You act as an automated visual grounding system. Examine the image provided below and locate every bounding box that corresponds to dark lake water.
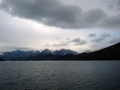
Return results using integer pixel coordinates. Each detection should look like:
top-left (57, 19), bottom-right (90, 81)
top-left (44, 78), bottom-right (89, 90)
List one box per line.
top-left (0, 61), bottom-right (120, 90)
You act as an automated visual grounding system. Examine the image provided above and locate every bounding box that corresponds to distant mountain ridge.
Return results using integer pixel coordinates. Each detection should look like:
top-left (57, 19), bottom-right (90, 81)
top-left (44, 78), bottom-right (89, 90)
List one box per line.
top-left (69, 42), bottom-right (120, 60)
top-left (0, 49), bottom-right (78, 60)
top-left (1, 42), bottom-right (119, 60)
top-left (53, 49), bottom-right (78, 55)
top-left (30, 49), bottom-right (77, 60)
top-left (0, 50), bottom-right (40, 60)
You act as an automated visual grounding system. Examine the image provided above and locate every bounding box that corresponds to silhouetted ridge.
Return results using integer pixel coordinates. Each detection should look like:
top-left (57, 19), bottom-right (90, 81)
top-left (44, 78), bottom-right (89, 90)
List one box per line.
top-left (70, 42), bottom-right (120, 60)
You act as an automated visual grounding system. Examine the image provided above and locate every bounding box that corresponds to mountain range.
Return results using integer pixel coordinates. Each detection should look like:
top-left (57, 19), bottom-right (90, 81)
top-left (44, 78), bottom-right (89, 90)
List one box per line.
top-left (0, 49), bottom-right (78, 60)
top-left (0, 42), bottom-right (120, 61)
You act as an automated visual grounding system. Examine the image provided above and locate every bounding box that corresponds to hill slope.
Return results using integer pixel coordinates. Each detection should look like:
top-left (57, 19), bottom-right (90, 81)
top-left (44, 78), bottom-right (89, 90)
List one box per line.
top-left (70, 42), bottom-right (120, 60)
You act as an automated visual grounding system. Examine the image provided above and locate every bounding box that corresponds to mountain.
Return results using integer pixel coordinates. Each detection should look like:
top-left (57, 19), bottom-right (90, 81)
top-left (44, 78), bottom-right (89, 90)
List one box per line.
top-left (41, 49), bottom-right (53, 55)
top-left (0, 49), bottom-right (78, 60)
top-left (0, 50), bottom-right (40, 60)
top-left (0, 58), bottom-right (5, 61)
top-left (29, 49), bottom-right (78, 60)
top-left (53, 49), bottom-right (77, 55)
top-left (40, 49), bottom-right (77, 55)
top-left (70, 42), bottom-right (120, 60)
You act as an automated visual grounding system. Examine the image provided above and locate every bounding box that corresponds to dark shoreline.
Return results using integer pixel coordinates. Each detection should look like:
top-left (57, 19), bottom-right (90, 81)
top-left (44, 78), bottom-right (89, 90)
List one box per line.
top-left (1, 60), bottom-right (120, 62)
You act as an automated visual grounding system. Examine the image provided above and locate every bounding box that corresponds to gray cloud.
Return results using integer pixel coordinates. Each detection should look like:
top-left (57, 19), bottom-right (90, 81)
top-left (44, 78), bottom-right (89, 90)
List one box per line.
top-left (74, 41), bottom-right (87, 45)
top-left (0, 0), bottom-right (82, 28)
top-left (56, 38), bottom-right (59, 39)
top-left (116, 0), bottom-right (120, 10)
top-left (108, 4), bottom-right (114, 9)
top-left (88, 33), bottom-right (97, 37)
top-left (92, 37), bottom-right (105, 42)
top-left (103, 0), bottom-right (115, 9)
top-left (67, 38), bottom-right (70, 40)
top-left (44, 38), bottom-right (87, 47)
top-left (109, 37), bottom-right (120, 44)
top-left (0, 0), bottom-right (115, 29)
top-left (100, 14), bottom-right (120, 29)
top-left (83, 9), bottom-right (107, 24)
top-left (100, 33), bottom-right (110, 37)
top-left (51, 42), bottom-right (68, 47)
top-left (1, 46), bottom-right (33, 52)
top-left (92, 33), bottom-right (110, 42)
top-left (104, 0), bottom-right (120, 10)
top-left (72, 38), bottom-right (87, 45)
top-left (72, 38), bottom-right (81, 42)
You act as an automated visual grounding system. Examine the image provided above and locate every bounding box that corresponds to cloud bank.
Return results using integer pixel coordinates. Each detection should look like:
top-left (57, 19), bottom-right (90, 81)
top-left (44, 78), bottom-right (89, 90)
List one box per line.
top-left (0, 0), bottom-right (120, 29)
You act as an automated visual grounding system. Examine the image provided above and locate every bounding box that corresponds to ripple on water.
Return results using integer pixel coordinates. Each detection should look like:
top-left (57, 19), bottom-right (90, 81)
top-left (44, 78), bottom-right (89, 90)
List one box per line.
top-left (0, 61), bottom-right (120, 90)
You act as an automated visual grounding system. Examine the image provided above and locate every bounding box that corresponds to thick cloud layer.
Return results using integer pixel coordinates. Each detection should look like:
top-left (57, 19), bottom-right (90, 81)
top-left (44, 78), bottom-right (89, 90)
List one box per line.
top-left (100, 14), bottom-right (120, 29)
top-left (1, 0), bottom-right (119, 29)
top-left (106, 0), bottom-right (120, 10)
top-left (0, 0), bottom-right (81, 28)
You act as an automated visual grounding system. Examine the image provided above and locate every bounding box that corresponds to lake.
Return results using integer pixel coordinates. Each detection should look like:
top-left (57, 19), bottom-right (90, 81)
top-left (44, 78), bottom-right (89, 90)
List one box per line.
top-left (0, 61), bottom-right (120, 90)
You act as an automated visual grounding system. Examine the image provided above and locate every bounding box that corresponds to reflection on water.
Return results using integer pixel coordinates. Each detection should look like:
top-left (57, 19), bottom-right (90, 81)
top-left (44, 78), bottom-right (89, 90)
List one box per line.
top-left (0, 61), bottom-right (120, 90)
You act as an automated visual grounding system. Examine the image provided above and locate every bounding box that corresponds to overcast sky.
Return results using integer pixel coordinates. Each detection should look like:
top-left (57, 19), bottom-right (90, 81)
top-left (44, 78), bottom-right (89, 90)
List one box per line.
top-left (0, 0), bottom-right (120, 53)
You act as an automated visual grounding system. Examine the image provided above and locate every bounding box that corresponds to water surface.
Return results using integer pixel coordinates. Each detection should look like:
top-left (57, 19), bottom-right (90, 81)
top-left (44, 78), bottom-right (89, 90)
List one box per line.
top-left (0, 61), bottom-right (120, 90)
